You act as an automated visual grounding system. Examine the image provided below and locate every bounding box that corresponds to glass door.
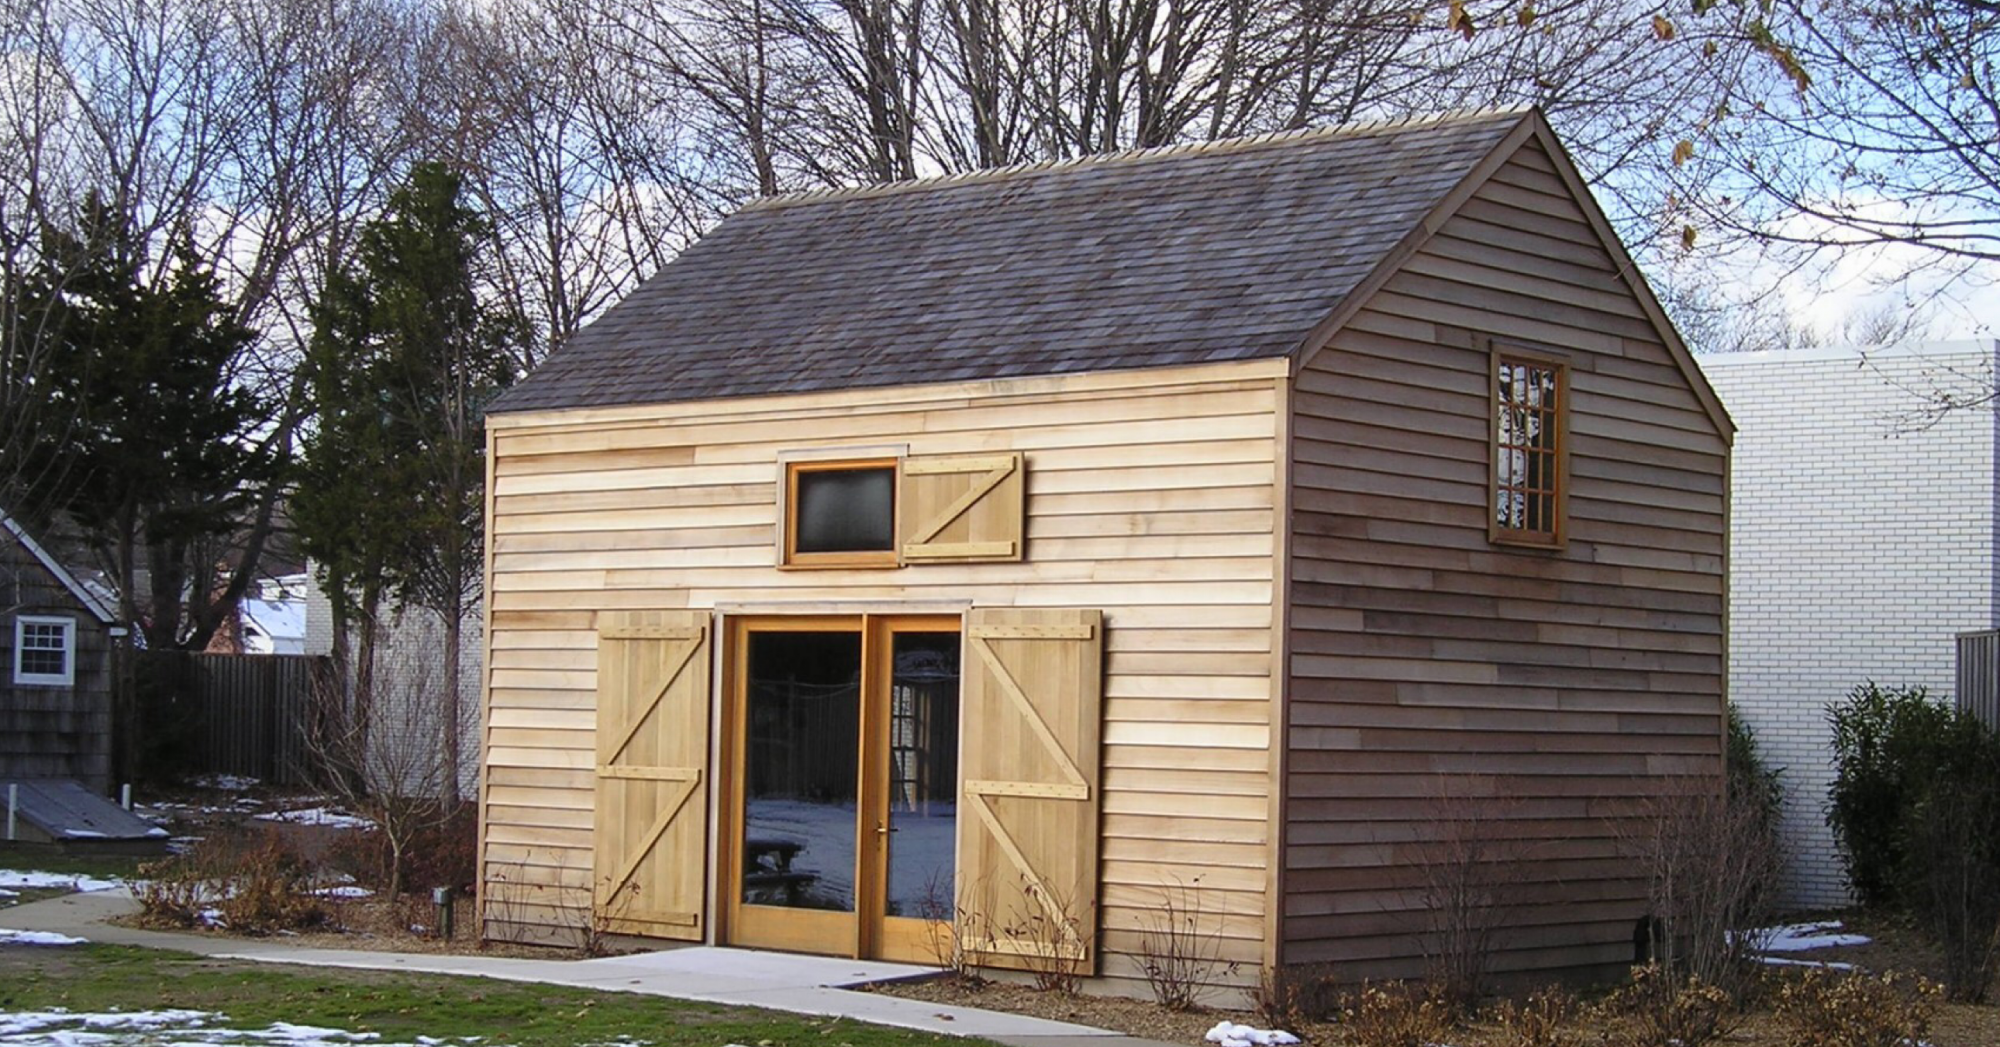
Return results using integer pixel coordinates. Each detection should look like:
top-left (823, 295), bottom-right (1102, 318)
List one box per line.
top-left (722, 615), bottom-right (961, 961)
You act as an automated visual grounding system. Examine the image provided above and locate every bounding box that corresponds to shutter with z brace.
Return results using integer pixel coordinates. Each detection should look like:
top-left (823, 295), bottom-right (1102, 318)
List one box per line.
top-left (957, 607), bottom-right (1103, 972)
top-left (898, 453), bottom-right (1024, 563)
top-left (594, 610), bottom-right (710, 939)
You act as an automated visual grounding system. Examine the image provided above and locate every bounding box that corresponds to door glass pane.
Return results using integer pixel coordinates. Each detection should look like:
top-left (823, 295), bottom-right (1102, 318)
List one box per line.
top-left (794, 467), bottom-right (894, 553)
top-left (743, 631), bottom-right (861, 911)
top-left (885, 632), bottom-right (960, 918)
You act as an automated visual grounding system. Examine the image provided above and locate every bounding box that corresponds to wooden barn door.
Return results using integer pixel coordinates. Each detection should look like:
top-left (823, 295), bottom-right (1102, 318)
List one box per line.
top-left (594, 610), bottom-right (710, 940)
top-left (957, 607), bottom-right (1103, 973)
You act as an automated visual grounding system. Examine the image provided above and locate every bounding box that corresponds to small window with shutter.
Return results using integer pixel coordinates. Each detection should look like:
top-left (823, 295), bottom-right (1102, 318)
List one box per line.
top-left (783, 458), bottom-right (899, 568)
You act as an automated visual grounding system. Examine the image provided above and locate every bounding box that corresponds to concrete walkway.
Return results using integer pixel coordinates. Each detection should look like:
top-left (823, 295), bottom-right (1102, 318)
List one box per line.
top-left (3, 889), bottom-right (1180, 1047)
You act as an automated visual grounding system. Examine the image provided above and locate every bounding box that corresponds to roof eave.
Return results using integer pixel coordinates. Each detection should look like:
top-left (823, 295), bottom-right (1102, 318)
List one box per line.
top-left (0, 511), bottom-right (117, 624)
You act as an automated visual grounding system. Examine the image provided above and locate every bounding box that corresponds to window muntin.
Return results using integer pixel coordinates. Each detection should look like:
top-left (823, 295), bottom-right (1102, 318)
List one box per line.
top-left (14, 615), bottom-right (75, 686)
top-left (1492, 352), bottom-right (1566, 546)
top-left (784, 458), bottom-right (898, 566)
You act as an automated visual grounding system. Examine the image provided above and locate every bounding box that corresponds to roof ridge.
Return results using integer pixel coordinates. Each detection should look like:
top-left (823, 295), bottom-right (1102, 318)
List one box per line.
top-left (739, 107), bottom-right (1529, 213)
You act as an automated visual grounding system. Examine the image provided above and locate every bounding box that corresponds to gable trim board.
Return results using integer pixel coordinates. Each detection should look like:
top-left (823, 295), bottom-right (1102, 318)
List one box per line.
top-left (0, 513), bottom-right (115, 624)
top-left (478, 110), bottom-right (1729, 992)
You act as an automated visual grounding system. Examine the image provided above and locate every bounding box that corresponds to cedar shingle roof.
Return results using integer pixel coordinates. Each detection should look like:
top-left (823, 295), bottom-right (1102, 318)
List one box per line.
top-left (494, 110), bottom-right (1527, 414)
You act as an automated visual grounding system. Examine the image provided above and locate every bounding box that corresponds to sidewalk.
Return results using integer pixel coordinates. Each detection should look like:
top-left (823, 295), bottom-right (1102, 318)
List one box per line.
top-left (3, 889), bottom-right (1180, 1047)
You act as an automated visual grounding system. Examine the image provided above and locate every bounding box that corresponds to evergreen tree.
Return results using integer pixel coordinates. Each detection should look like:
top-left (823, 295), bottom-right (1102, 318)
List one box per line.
top-left (12, 198), bottom-right (279, 650)
top-left (299, 162), bottom-right (518, 806)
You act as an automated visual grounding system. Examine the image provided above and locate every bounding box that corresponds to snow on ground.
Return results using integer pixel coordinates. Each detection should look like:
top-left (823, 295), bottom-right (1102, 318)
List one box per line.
top-left (253, 808), bottom-right (377, 830)
top-left (1733, 920), bottom-right (1872, 953)
top-left (1205, 1021), bottom-right (1301, 1047)
top-left (312, 886), bottom-right (373, 899)
top-left (0, 930), bottom-right (87, 946)
top-left (0, 871), bottom-right (122, 894)
top-left (0, 1011), bottom-right (647, 1047)
top-left (0, 1010), bottom-right (474, 1047)
top-left (190, 775), bottom-right (261, 791)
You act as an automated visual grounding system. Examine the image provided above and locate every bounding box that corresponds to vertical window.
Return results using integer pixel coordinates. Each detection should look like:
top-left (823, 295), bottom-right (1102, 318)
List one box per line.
top-left (1491, 349), bottom-right (1566, 547)
top-left (784, 459), bottom-right (898, 567)
top-left (14, 615), bottom-right (76, 686)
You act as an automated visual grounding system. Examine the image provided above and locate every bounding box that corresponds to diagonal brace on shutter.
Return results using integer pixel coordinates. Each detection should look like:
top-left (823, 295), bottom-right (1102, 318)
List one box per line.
top-left (967, 626), bottom-right (1091, 789)
top-left (903, 455), bottom-right (1017, 558)
top-left (601, 628), bottom-right (704, 765)
top-left (598, 769), bottom-right (702, 909)
top-left (965, 790), bottom-right (1088, 957)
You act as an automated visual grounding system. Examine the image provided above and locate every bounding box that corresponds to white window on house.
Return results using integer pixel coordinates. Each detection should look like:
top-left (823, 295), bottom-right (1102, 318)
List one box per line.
top-left (14, 615), bottom-right (76, 686)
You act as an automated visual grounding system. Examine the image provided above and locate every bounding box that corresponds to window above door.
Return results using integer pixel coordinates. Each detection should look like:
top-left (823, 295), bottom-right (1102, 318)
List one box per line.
top-left (779, 450), bottom-right (1025, 568)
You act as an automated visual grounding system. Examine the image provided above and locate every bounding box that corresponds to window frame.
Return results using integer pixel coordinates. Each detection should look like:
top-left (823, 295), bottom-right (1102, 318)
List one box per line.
top-left (14, 614), bottom-right (76, 687)
top-left (1488, 342), bottom-right (1570, 550)
top-left (780, 456), bottom-right (902, 569)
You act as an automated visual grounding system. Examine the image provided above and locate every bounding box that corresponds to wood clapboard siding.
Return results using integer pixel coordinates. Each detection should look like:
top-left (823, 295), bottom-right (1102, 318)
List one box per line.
top-left (1281, 137), bottom-right (1727, 980)
top-left (481, 361), bottom-right (1285, 988)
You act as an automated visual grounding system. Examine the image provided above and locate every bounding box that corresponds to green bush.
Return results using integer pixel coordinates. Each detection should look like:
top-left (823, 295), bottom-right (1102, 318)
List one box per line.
top-left (1825, 680), bottom-right (2000, 1000)
top-left (1726, 703), bottom-right (1782, 829)
top-left (1824, 682), bottom-right (1953, 906)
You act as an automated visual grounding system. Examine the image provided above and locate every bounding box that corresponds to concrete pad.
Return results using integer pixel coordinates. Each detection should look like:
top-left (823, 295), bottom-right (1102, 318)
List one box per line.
top-left (0, 889), bottom-right (1183, 1047)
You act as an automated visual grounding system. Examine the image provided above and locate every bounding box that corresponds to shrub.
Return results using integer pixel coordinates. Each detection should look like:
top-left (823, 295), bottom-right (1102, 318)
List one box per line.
top-left (327, 799), bottom-right (476, 895)
top-left (1773, 968), bottom-right (1940, 1047)
top-left (215, 831), bottom-right (328, 935)
top-left (1605, 963), bottom-right (1738, 1047)
top-left (1251, 962), bottom-right (1340, 1030)
top-left (1136, 876), bottom-right (1237, 1011)
top-left (1825, 682), bottom-right (1954, 906)
top-left (1727, 703), bottom-right (1783, 830)
top-left (1624, 777), bottom-right (1781, 997)
top-left (1337, 982), bottom-right (1452, 1047)
top-left (1487, 985), bottom-right (1582, 1047)
top-left (1412, 778), bottom-right (1525, 1016)
top-left (1898, 735), bottom-right (2000, 1001)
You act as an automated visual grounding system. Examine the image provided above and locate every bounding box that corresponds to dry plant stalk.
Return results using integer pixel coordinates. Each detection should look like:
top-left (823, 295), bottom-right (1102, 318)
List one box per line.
top-left (917, 871), bottom-right (986, 984)
top-left (1773, 968), bottom-right (1942, 1047)
top-left (1607, 962), bottom-right (1739, 1047)
top-left (1487, 985), bottom-right (1583, 1047)
top-left (1338, 982), bottom-right (1453, 1047)
top-left (996, 877), bottom-right (1094, 994)
top-left (1136, 875), bottom-right (1238, 1010)
top-left (1252, 962), bottom-right (1341, 1029)
top-left (1620, 775), bottom-right (1782, 997)
top-left (1412, 775), bottom-right (1528, 1015)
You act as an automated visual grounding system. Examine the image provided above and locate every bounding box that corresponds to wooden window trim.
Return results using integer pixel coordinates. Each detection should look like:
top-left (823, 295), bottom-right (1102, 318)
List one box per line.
top-left (1488, 342), bottom-right (1569, 550)
top-left (780, 457), bottom-right (902, 570)
top-left (14, 614), bottom-right (75, 687)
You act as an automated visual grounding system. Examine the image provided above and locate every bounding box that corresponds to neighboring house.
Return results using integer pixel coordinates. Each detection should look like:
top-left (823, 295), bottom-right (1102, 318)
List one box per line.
top-left (1698, 340), bottom-right (2000, 909)
top-left (0, 511), bottom-right (120, 793)
top-left (479, 109), bottom-right (1731, 992)
top-left (302, 567), bottom-right (481, 799)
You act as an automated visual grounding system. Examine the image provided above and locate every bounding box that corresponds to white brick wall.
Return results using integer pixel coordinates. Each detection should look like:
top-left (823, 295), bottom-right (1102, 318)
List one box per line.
top-left (1699, 341), bottom-right (2000, 909)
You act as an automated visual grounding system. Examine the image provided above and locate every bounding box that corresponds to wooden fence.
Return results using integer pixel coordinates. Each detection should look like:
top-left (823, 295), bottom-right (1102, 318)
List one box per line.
top-left (1954, 630), bottom-right (2000, 731)
top-left (131, 652), bottom-right (327, 787)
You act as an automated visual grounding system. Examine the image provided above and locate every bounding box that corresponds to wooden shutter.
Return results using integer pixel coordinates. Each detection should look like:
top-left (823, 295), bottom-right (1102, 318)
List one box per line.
top-left (898, 453), bottom-right (1025, 562)
top-left (957, 607), bottom-right (1103, 972)
top-left (594, 610), bottom-right (710, 940)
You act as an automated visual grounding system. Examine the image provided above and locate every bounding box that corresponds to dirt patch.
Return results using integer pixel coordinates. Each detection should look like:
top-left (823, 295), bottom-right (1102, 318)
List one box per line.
top-left (872, 978), bottom-right (1233, 1043)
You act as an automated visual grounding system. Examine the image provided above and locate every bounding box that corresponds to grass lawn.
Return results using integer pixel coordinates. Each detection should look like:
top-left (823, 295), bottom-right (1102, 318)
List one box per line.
top-left (0, 945), bottom-right (989, 1047)
top-left (0, 845), bottom-right (153, 881)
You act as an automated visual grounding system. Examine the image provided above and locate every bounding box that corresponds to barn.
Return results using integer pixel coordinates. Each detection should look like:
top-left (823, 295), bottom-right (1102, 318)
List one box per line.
top-left (477, 108), bottom-right (1732, 993)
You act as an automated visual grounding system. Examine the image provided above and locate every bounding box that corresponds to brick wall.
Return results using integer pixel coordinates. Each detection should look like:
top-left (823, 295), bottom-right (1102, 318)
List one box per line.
top-left (1699, 341), bottom-right (2000, 908)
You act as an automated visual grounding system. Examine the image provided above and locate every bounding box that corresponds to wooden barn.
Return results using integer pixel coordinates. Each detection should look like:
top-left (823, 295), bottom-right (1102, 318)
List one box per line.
top-left (478, 109), bottom-right (1732, 993)
top-left (1, 510), bottom-right (120, 793)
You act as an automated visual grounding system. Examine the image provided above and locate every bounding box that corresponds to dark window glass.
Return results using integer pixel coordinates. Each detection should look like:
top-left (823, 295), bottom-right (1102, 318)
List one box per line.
top-left (794, 466), bottom-right (895, 553)
top-left (742, 630), bottom-right (862, 911)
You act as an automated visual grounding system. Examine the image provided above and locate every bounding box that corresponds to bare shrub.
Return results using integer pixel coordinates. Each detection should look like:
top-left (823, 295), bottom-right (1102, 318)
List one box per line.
top-left (306, 631), bottom-right (464, 898)
top-left (216, 832), bottom-right (329, 935)
top-left (1251, 962), bottom-right (1340, 1029)
top-left (134, 853), bottom-right (225, 927)
top-left (1411, 776), bottom-right (1527, 1015)
top-left (1136, 875), bottom-right (1238, 1011)
top-left (1337, 982), bottom-right (1453, 1047)
top-left (917, 871), bottom-right (987, 986)
top-left (1622, 775), bottom-right (1781, 997)
top-left (994, 877), bottom-right (1094, 994)
top-left (1487, 985), bottom-right (1582, 1047)
top-left (1772, 968), bottom-right (1942, 1047)
top-left (1605, 963), bottom-right (1738, 1047)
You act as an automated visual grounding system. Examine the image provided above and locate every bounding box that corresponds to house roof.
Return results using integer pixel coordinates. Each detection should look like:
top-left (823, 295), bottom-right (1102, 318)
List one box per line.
top-left (494, 110), bottom-right (1536, 414)
top-left (0, 511), bottom-right (116, 624)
